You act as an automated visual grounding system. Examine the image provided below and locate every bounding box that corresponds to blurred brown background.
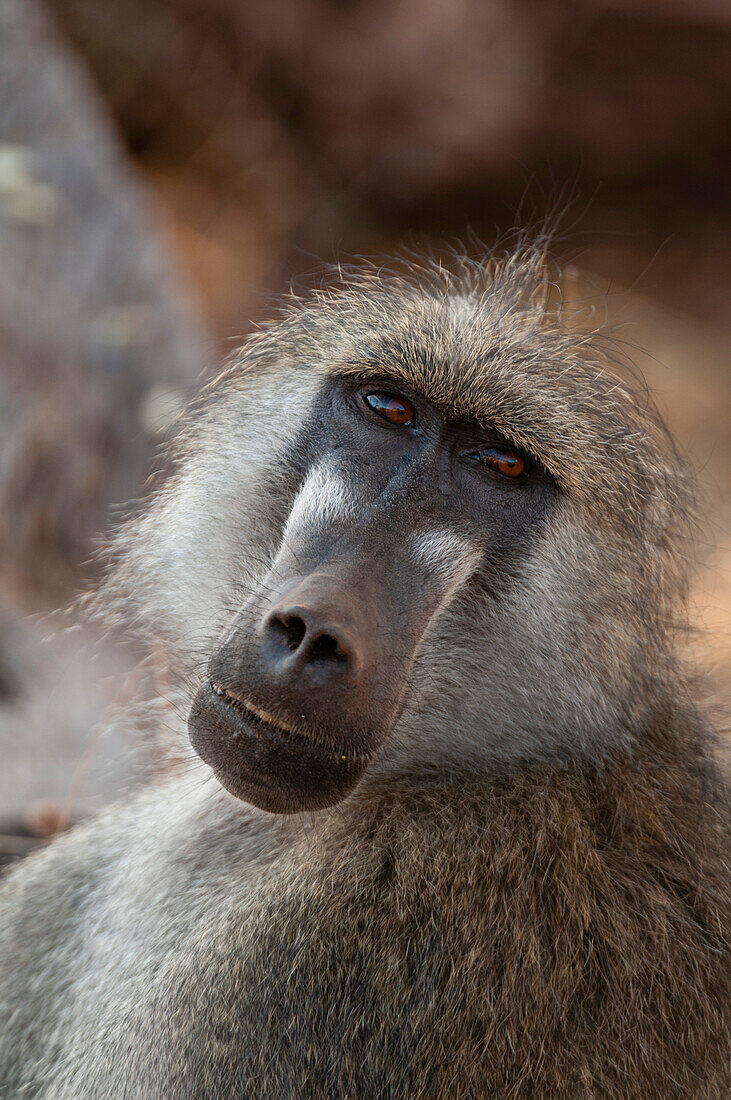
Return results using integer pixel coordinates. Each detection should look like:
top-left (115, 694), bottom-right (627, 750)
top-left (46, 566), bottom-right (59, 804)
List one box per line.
top-left (0, 0), bottom-right (729, 852)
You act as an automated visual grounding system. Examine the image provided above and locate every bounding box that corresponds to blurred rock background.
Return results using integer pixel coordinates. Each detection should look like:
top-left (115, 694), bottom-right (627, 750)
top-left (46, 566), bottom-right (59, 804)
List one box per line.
top-left (0, 0), bottom-right (728, 854)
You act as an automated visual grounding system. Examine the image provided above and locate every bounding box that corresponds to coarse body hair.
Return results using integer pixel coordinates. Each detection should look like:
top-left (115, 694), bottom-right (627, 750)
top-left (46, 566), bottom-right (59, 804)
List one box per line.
top-left (0, 243), bottom-right (728, 1098)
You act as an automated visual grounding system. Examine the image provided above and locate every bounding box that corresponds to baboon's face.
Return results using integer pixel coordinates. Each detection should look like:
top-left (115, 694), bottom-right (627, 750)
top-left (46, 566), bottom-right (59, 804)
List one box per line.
top-left (105, 264), bottom-right (684, 812)
top-left (188, 373), bottom-right (556, 812)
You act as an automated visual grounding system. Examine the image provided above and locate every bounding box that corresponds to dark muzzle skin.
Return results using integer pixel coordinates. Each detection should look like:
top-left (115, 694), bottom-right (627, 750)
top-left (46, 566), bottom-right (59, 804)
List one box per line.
top-left (187, 371), bottom-right (555, 813)
top-left (189, 454), bottom-right (463, 813)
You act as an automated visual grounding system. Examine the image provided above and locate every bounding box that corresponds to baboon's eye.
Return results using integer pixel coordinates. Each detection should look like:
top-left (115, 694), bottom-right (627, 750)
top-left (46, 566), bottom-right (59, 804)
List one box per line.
top-left (475, 446), bottom-right (528, 479)
top-left (363, 392), bottom-right (415, 426)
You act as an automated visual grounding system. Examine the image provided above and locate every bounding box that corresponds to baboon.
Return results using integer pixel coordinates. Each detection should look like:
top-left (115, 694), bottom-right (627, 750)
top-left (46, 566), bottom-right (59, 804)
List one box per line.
top-left (0, 245), bottom-right (728, 1098)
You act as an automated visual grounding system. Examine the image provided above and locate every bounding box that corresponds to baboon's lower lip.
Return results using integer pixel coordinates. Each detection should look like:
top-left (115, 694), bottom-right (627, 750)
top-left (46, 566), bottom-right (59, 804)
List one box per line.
top-left (207, 680), bottom-right (365, 763)
top-left (189, 680), bottom-right (368, 813)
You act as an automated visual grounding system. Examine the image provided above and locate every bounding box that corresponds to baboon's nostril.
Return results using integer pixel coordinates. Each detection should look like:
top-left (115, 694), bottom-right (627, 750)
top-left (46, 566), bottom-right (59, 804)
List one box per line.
top-left (270, 614), bottom-right (307, 651)
top-left (263, 603), bottom-right (355, 678)
top-left (308, 632), bottom-right (345, 664)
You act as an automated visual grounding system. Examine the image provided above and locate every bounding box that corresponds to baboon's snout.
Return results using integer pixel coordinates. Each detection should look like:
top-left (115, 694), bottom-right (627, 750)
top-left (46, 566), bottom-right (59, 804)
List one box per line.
top-left (188, 546), bottom-right (442, 814)
top-left (188, 451), bottom-right (471, 813)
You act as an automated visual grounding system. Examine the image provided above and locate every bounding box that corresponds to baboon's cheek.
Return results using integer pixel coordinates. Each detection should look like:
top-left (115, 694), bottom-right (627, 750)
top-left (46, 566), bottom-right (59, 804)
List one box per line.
top-left (187, 682), bottom-right (366, 814)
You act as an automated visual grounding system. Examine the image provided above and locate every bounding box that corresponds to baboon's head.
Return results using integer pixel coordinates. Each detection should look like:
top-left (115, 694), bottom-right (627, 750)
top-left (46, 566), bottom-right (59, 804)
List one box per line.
top-left (100, 247), bottom-right (692, 813)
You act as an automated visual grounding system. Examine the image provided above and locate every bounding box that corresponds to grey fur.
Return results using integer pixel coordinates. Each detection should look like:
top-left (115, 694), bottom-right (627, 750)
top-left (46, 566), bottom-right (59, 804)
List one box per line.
top-left (0, 246), bottom-right (728, 1098)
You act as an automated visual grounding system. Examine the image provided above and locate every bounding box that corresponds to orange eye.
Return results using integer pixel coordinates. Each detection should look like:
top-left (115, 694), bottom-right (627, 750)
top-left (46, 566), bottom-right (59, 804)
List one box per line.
top-left (477, 446), bottom-right (527, 478)
top-left (364, 393), bottom-right (415, 426)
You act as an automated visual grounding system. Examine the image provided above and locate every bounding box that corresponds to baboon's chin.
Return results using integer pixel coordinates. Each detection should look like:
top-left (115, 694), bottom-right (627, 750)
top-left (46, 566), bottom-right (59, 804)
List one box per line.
top-left (188, 682), bottom-right (367, 813)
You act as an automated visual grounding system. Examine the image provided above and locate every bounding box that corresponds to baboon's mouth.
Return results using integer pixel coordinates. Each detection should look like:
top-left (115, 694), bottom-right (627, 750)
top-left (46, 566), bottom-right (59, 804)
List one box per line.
top-left (208, 681), bottom-right (366, 764)
top-left (188, 679), bottom-right (369, 813)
